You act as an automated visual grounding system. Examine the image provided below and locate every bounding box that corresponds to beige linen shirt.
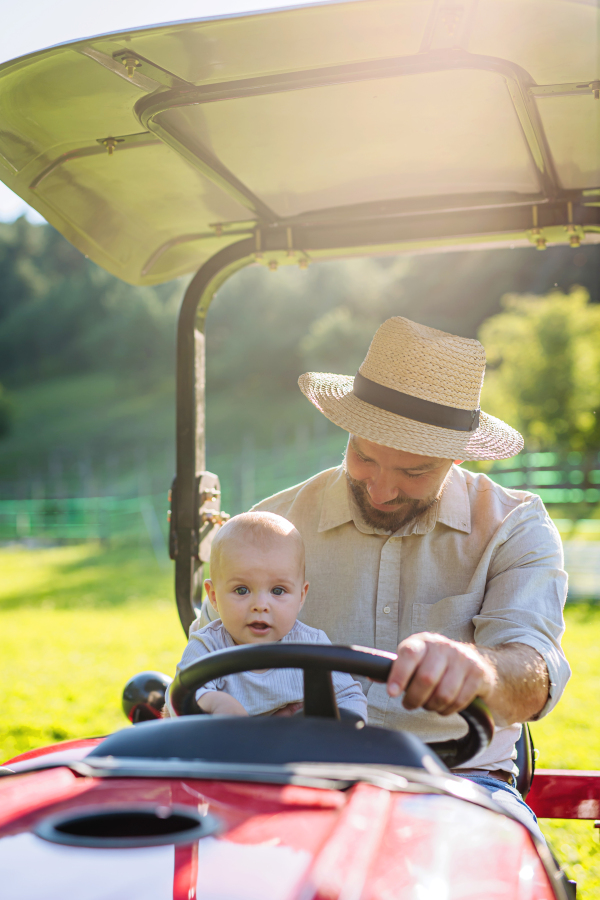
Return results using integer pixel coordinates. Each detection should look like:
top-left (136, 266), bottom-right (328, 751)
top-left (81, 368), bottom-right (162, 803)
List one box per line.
top-left (244, 464), bottom-right (569, 773)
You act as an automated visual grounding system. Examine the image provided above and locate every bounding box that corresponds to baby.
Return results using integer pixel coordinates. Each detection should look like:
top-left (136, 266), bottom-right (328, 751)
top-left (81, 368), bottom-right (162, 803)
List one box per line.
top-left (167, 510), bottom-right (367, 720)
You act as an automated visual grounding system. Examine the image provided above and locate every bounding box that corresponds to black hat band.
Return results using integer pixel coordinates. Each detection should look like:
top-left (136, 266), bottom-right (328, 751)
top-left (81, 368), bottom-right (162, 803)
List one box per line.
top-left (353, 371), bottom-right (481, 432)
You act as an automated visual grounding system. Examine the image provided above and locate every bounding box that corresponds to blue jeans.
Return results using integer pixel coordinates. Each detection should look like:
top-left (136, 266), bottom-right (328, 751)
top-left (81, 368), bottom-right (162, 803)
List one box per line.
top-left (456, 774), bottom-right (546, 844)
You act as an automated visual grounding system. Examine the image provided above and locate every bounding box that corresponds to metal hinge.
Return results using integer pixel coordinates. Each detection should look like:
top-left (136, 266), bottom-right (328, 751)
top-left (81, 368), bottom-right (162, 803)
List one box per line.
top-left (168, 472), bottom-right (230, 562)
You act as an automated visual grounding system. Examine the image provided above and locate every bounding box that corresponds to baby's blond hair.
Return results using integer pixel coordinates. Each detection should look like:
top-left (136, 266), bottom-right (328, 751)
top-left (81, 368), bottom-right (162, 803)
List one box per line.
top-left (209, 511), bottom-right (305, 581)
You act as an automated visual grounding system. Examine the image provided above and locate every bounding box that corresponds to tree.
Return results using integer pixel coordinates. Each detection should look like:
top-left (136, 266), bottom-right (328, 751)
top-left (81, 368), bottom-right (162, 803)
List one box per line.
top-left (479, 288), bottom-right (600, 452)
top-left (0, 384), bottom-right (14, 439)
top-left (0, 219), bottom-right (179, 386)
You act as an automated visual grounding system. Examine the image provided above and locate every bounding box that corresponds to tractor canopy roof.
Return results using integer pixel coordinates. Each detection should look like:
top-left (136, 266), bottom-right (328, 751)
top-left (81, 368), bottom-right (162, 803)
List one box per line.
top-left (0, 0), bottom-right (598, 285)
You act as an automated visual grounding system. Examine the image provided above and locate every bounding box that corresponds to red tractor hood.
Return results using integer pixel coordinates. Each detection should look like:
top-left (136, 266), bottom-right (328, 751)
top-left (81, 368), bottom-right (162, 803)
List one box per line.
top-left (0, 761), bottom-right (558, 900)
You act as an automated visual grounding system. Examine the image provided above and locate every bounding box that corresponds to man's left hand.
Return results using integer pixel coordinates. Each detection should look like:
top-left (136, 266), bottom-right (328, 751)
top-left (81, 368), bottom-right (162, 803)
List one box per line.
top-left (387, 632), bottom-right (495, 716)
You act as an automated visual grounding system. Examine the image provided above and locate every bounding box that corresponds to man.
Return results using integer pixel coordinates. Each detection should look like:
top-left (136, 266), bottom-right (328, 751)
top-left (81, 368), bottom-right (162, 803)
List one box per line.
top-left (250, 316), bottom-right (570, 832)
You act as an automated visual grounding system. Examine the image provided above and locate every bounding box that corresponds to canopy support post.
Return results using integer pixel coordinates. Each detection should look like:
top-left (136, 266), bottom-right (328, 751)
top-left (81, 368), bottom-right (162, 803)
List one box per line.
top-left (173, 238), bottom-right (256, 635)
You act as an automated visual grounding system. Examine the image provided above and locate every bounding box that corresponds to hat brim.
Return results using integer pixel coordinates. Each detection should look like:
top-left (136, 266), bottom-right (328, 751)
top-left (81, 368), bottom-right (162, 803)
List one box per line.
top-left (299, 373), bottom-right (523, 461)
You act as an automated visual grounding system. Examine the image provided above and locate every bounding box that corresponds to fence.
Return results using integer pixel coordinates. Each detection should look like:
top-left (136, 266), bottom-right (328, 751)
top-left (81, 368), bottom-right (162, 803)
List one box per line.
top-left (2, 443), bottom-right (600, 541)
top-left (209, 430), bottom-right (347, 516)
top-left (0, 430), bottom-right (348, 552)
top-left (211, 446), bottom-right (600, 515)
top-left (485, 451), bottom-right (600, 506)
top-left (2, 444), bottom-right (600, 598)
top-left (562, 540), bottom-right (600, 600)
top-left (0, 493), bottom-right (170, 566)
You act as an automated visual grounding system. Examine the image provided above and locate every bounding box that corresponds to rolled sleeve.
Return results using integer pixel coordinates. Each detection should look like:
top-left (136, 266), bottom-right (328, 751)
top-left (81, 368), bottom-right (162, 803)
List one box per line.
top-left (165, 629), bottom-right (214, 715)
top-left (473, 497), bottom-right (570, 717)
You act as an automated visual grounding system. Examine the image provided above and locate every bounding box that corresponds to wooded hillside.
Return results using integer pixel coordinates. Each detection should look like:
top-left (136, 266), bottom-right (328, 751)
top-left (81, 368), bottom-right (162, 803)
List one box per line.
top-left (0, 218), bottom-right (598, 499)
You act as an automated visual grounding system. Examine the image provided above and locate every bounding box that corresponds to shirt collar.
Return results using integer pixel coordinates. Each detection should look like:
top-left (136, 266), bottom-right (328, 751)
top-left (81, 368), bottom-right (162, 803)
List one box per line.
top-left (436, 465), bottom-right (472, 534)
top-left (317, 463), bottom-right (471, 536)
top-left (317, 467), bottom-right (354, 532)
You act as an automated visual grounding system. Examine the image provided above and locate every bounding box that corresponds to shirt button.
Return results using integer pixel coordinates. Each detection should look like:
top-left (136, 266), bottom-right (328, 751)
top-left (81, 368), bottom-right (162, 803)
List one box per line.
top-left (383, 606), bottom-right (391, 614)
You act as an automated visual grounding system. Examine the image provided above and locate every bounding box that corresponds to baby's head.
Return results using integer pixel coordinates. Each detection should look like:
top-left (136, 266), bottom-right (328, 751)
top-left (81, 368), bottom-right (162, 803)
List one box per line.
top-left (204, 511), bottom-right (308, 645)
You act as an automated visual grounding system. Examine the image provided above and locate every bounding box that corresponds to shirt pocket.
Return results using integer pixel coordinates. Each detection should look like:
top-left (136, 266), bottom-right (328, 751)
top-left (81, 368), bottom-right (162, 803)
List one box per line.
top-left (411, 592), bottom-right (483, 643)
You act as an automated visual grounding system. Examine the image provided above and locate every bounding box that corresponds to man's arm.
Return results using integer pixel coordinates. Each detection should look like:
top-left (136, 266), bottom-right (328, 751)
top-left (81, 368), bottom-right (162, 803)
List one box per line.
top-left (387, 632), bottom-right (549, 726)
top-left (478, 642), bottom-right (549, 724)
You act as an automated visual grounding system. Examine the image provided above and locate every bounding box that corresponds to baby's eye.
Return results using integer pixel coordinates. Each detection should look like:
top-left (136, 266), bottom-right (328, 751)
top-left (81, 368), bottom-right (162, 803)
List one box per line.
top-left (272, 587), bottom-right (286, 596)
top-left (406, 472), bottom-right (424, 479)
top-left (234, 586), bottom-right (249, 595)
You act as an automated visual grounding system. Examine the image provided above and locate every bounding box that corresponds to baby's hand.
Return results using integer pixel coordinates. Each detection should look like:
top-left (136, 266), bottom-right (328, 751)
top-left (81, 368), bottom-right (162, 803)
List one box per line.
top-left (272, 702), bottom-right (304, 717)
top-left (198, 691), bottom-right (249, 716)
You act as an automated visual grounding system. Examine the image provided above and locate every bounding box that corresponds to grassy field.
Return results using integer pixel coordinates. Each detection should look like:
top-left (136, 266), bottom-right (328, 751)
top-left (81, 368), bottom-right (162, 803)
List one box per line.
top-left (528, 602), bottom-right (600, 893)
top-left (1, 543), bottom-right (599, 895)
top-left (0, 542), bottom-right (184, 760)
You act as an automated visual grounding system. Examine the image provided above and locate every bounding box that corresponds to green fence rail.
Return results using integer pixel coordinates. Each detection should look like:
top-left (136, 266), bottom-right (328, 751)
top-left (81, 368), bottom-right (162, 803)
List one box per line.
top-left (484, 451), bottom-right (600, 505)
top-left (0, 494), bottom-right (169, 566)
top-left (212, 444), bottom-right (600, 515)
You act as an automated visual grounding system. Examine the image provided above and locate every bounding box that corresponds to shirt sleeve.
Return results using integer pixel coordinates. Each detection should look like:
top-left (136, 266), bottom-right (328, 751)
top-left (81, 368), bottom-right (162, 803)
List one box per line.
top-left (332, 671), bottom-right (369, 722)
top-left (165, 627), bottom-right (224, 715)
top-left (473, 496), bottom-right (570, 718)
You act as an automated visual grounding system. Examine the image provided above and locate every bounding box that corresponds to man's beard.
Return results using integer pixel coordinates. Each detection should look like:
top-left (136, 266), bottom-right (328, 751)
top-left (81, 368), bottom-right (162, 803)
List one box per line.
top-left (344, 469), bottom-right (442, 532)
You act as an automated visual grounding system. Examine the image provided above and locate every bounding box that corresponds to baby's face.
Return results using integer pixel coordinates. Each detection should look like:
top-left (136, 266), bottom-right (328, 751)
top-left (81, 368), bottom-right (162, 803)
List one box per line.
top-left (205, 537), bottom-right (308, 645)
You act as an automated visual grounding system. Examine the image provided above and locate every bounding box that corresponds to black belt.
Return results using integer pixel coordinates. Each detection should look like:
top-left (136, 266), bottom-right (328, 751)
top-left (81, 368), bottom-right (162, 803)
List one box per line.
top-left (453, 768), bottom-right (514, 784)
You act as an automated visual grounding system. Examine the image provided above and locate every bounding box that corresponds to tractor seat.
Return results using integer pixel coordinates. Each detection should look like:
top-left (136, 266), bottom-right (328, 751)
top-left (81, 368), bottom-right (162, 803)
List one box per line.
top-left (514, 723), bottom-right (536, 799)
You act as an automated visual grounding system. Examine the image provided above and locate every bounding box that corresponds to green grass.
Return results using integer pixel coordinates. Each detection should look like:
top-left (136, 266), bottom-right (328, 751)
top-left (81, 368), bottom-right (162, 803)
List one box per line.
top-left (530, 603), bottom-right (600, 770)
top-left (0, 542), bottom-right (185, 761)
top-left (0, 544), bottom-right (599, 895)
top-left (529, 602), bottom-right (600, 895)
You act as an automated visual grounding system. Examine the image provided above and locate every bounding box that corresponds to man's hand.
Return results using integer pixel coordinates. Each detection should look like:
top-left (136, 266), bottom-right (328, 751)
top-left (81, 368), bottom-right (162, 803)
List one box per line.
top-left (386, 633), bottom-right (549, 724)
top-left (387, 633), bottom-right (494, 716)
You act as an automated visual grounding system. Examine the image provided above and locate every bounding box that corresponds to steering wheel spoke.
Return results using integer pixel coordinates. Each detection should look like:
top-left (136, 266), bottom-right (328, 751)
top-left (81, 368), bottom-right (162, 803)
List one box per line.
top-left (303, 669), bottom-right (339, 718)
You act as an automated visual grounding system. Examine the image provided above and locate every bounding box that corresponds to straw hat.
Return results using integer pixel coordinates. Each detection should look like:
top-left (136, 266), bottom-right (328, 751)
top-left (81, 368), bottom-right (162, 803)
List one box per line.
top-left (298, 317), bottom-right (523, 461)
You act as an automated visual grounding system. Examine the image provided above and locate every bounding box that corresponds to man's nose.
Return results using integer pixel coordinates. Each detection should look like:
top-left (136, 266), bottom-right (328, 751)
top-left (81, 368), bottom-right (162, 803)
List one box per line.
top-left (367, 472), bottom-right (402, 504)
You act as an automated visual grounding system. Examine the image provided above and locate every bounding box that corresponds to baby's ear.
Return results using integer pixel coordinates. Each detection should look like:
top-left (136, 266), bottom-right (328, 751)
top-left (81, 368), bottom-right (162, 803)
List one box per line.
top-left (299, 581), bottom-right (309, 607)
top-left (204, 579), bottom-right (219, 610)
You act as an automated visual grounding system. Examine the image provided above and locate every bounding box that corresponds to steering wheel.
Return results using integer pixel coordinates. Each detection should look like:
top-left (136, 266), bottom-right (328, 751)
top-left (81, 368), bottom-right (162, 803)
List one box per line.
top-left (168, 643), bottom-right (494, 769)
